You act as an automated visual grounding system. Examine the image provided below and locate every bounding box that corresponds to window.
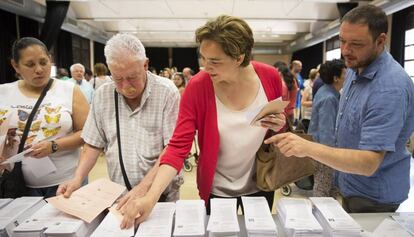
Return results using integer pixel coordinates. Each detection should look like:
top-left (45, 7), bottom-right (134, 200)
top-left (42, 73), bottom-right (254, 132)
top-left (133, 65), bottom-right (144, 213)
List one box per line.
top-left (325, 36), bottom-right (341, 61)
top-left (72, 35), bottom-right (90, 69)
top-left (405, 28), bottom-right (414, 81)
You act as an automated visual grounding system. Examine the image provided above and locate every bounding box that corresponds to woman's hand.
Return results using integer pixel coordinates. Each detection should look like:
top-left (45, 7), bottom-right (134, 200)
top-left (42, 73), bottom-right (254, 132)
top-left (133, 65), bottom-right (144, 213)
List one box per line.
top-left (120, 194), bottom-right (158, 229)
top-left (116, 183), bottom-right (149, 210)
top-left (260, 113), bottom-right (286, 132)
top-left (27, 141), bottom-right (53, 158)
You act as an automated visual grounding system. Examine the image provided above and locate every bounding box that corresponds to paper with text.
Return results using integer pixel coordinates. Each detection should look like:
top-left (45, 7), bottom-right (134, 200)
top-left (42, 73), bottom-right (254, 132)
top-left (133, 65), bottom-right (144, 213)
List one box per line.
top-left (47, 178), bottom-right (126, 223)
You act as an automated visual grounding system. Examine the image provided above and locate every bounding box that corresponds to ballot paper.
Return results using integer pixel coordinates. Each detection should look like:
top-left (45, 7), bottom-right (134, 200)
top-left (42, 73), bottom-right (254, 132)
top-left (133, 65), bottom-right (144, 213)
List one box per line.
top-left (0, 148), bottom-right (33, 164)
top-left (277, 198), bottom-right (323, 237)
top-left (372, 218), bottom-right (412, 237)
top-left (47, 178), bottom-right (126, 223)
top-left (13, 203), bottom-right (103, 237)
top-left (242, 196), bottom-right (277, 237)
top-left (0, 199), bottom-right (12, 209)
top-left (90, 211), bottom-right (134, 237)
top-left (135, 202), bottom-right (176, 237)
top-left (309, 197), bottom-right (362, 237)
top-left (245, 98), bottom-right (289, 126)
top-left (0, 197), bottom-right (45, 236)
top-left (173, 200), bottom-right (206, 237)
top-left (207, 198), bottom-right (239, 237)
top-left (392, 213), bottom-right (414, 236)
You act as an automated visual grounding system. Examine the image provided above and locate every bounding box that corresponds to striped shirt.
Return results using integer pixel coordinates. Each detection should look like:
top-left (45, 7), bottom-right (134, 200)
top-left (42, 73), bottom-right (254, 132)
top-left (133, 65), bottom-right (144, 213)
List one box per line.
top-left (81, 71), bottom-right (183, 200)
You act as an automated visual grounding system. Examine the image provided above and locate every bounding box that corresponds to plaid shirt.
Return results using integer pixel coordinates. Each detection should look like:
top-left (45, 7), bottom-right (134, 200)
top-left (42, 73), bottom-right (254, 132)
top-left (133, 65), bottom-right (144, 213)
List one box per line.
top-left (82, 72), bottom-right (183, 200)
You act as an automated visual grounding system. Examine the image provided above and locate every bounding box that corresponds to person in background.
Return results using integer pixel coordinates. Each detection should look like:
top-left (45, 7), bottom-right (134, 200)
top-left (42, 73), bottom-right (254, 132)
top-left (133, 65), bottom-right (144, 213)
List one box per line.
top-left (274, 62), bottom-right (297, 125)
top-left (84, 68), bottom-right (93, 82)
top-left (162, 67), bottom-right (172, 79)
top-left (69, 63), bottom-right (94, 103)
top-left (57, 33), bottom-right (183, 207)
top-left (290, 60), bottom-right (303, 124)
top-left (300, 68), bottom-right (318, 132)
top-left (90, 63), bottom-right (112, 90)
top-left (56, 68), bottom-right (70, 81)
top-left (0, 37), bottom-right (89, 198)
top-left (182, 67), bottom-right (195, 84)
top-left (119, 15), bottom-right (285, 228)
top-left (308, 59), bottom-right (346, 197)
top-left (172, 72), bottom-right (186, 96)
top-left (266, 5), bottom-right (414, 213)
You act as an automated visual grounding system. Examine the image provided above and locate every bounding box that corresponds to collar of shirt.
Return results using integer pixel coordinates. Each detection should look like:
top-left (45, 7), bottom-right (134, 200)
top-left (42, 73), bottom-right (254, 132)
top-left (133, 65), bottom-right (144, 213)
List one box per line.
top-left (352, 50), bottom-right (388, 82)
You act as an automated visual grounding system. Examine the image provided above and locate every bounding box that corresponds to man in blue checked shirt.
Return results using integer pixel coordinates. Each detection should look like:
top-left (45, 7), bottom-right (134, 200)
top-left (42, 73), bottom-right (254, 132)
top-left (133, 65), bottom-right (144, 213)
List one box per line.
top-left (266, 5), bottom-right (414, 213)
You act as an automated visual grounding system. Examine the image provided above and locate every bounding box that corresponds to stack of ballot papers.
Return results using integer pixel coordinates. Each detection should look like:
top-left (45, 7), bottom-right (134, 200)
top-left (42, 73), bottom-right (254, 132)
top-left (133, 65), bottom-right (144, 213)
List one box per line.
top-left (13, 203), bottom-right (103, 237)
top-left (136, 202), bottom-right (176, 237)
top-left (173, 200), bottom-right (206, 237)
top-left (277, 198), bottom-right (323, 237)
top-left (0, 199), bottom-right (12, 210)
top-left (90, 206), bottom-right (134, 237)
top-left (206, 198), bottom-right (240, 237)
top-left (0, 197), bottom-right (45, 237)
top-left (246, 98), bottom-right (289, 126)
top-left (241, 196), bottom-right (277, 237)
top-left (310, 197), bottom-right (362, 237)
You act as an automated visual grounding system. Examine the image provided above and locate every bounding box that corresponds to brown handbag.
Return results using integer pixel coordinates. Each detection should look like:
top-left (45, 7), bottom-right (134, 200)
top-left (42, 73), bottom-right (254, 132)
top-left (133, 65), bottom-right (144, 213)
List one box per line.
top-left (255, 127), bottom-right (316, 192)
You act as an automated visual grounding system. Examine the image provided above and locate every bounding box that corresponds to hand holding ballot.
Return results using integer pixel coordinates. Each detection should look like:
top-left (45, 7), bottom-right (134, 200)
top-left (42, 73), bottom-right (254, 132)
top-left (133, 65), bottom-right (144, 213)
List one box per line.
top-left (246, 98), bottom-right (289, 131)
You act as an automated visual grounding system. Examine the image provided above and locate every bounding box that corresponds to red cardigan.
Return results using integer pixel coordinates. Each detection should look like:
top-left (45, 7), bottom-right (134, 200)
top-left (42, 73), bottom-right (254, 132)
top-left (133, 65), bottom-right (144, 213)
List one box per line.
top-left (160, 61), bottom-right (282, 203)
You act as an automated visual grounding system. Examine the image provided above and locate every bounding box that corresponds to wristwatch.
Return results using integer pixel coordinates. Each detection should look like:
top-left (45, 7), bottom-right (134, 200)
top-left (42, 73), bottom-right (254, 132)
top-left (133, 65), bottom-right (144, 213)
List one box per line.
top-left (51, 140), bottom-right (59, 153)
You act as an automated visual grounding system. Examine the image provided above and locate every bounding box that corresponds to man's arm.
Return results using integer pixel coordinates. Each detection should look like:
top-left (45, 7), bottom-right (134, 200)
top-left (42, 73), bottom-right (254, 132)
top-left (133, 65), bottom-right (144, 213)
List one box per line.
top-left (265, 132), bottom-right (385, 176)
top-left (56, 143), bottom-right (102, 197)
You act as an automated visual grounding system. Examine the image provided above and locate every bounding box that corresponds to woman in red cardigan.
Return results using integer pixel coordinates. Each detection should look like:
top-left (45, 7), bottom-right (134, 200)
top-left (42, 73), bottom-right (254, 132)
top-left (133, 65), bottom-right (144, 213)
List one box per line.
top-left (120, 15), bottom-right (285, 228)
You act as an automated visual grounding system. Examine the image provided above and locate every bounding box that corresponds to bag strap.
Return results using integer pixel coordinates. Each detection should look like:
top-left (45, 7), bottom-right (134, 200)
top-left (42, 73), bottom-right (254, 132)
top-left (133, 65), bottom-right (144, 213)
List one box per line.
top-left (18, 79), bottom-right (53, 153)
top-left (114, 89), bottom-right (132, 190)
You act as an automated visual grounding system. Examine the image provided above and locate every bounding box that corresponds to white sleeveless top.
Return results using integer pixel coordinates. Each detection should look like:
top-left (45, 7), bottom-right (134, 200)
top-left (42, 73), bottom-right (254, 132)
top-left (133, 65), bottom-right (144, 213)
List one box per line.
top-left (0, 79), bottom-right (80, 188)
top-left (212, 81), bottom-right (268, 197)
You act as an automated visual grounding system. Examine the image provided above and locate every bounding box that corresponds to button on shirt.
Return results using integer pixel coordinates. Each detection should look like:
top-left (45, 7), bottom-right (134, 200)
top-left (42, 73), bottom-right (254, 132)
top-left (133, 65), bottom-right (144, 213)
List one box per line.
top-left (335, 51), bottom-right (414, 204)
top-left (81, 72), bottom-right (183, 199)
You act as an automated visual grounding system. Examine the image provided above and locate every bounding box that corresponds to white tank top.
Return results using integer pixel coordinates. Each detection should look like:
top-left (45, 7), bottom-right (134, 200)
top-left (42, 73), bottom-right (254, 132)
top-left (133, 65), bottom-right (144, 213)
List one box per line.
top-left (212, 80), bottom-right (268, 197)
top-left (0, 79), bottom-right (80, 188)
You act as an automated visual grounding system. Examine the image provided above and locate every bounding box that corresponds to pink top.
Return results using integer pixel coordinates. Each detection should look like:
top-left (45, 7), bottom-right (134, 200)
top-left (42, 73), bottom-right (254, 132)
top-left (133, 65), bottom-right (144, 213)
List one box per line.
top-left (160, 61), bottom-right (283, 203)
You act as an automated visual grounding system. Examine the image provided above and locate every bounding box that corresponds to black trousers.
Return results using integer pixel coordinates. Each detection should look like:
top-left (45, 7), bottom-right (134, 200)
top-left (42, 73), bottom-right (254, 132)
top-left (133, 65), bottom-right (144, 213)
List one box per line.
top-left (342, 196), bottom-right (399, 213)
top-left (206, 190), bottom-right (274, 215)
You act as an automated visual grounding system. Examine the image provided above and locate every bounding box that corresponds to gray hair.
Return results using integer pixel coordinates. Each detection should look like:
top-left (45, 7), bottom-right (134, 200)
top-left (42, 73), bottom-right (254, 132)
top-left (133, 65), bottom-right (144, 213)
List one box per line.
top-left (104, 33), bottom-right (146, 65)
top-left (70, 63), bottom-right (85, 72)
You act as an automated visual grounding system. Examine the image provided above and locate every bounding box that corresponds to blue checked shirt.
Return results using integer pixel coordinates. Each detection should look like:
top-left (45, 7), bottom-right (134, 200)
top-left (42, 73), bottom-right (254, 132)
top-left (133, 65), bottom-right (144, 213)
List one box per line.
top-left (335, 50), bottom-right (414, 204)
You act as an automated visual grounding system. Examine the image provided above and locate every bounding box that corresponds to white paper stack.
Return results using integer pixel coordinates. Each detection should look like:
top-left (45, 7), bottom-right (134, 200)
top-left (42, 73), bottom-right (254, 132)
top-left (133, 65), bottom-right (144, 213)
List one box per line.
top-left (310, 197), bottom-right (362, 237)
top-left (173, 200), bottom-right (206, 237)
top-left (241, 196), bottom-right (277, 237)
top-left (12, 203), bottom-right (103, 237)
top-left (0, 196), bottom-right (45, 237)
top-left (0, 199), bottom-right (12, 209)
top-left (206, 198), bottom-right (240, 237)
top-left (90, 211), bottom-right (134, 237)
top-left (135, 202), bottom-right (176, 237)
top-left (277, 198), bottom-right (323, 237)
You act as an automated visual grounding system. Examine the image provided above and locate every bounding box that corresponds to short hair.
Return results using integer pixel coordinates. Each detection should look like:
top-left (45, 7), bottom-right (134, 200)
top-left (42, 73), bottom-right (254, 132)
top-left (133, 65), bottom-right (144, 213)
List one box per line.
top-left (84, 68), bottom-right (93, 76)
top-left (94, 63), bottom-right (108, 76)
top-left (70, 63), bottom-right (85, 72)
top-left (341, 5), bottom-right (388, 40)
top-left (104, 33), bottom-right (146, 66)
top-left (290, 60), bottom-right (302, 70)
top-left (319, 59), bottom-right (346, 85)
top-left (12, 37), bottom-right (49, 63)
top-left (273, 61), bottom-right (287, 70)
top-left (57, 68), bottom-right (69, 78)
top-left (308, 68), bottom-right (318, 80)
top-left (195, 15), bottom-right (254, 67)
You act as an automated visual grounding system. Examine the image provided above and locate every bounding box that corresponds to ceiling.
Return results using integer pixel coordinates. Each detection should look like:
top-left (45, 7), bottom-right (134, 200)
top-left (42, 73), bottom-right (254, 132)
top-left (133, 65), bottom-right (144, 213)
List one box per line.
top-left (10, 0), bottom-right (414, 53)
top-left (41, 0), bottom-right (359, 51)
